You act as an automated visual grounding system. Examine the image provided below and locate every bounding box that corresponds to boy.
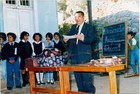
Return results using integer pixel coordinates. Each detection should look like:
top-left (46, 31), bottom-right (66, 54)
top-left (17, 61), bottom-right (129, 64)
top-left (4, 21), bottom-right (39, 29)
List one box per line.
top-left (127, 31), bottom-right (139, 76)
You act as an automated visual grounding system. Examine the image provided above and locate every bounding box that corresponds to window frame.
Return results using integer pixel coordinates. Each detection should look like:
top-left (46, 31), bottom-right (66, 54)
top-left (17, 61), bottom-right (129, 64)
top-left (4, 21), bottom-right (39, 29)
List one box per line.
top-left (5, 0), bottom-right (16, 5)
top-left (4, 0), bottom-right (33, 9)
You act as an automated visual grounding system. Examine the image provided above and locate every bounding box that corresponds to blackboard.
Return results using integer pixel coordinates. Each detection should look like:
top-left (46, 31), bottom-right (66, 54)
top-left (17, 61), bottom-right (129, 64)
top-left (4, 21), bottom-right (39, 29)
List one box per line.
top-left (102, 22), bottom-right (127, 56)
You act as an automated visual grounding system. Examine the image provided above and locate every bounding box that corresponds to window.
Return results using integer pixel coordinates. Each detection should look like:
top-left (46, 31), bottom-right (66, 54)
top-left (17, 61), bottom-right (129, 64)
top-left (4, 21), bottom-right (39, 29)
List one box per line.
top-left (5, 0), bottom-right (32, 8)
top-left (6, 0), bottom-right (16, 4)
top-left (20, 0), bottom-right (30, 6)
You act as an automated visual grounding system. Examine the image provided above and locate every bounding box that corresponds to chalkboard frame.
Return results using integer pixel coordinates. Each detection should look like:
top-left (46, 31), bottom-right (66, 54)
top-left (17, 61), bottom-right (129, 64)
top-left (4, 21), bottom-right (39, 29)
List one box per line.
top-left (102, 22), bottom-right (128, 58)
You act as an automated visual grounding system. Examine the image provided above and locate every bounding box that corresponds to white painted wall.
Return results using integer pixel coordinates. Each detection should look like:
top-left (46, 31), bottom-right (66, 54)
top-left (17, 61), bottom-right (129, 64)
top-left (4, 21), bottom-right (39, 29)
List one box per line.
top-left (37, 0), bottom-right (58, 40)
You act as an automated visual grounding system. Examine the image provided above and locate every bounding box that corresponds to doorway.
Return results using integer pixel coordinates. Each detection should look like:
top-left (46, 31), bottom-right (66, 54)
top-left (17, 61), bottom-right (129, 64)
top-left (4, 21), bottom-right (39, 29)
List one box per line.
top-left (3, 0), bottom-right (35, 41)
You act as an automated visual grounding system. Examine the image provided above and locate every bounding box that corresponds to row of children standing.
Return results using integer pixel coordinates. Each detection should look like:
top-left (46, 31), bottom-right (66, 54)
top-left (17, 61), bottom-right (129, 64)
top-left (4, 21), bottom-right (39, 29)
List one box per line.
top-left (1, 31), bottom-right (65, 90)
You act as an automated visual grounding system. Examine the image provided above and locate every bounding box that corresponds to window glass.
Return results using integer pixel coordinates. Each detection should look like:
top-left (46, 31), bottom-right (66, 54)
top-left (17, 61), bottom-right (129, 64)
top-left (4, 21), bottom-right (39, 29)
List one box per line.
top-left (20, 0), bottom-right (30, 6)
top-left (6, 0), bottom-right (16, 4)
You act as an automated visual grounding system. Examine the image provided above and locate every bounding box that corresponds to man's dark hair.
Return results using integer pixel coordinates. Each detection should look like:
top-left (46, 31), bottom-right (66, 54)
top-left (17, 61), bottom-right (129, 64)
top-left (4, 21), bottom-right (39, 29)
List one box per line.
top-left (33, 33), bottom-right (42, 41)
top-left (76, 11), bottom-right (84, 16)
top-left (20, 31), bottom-right (29, 40)
top-left (7, 32), bottom-right (16, 41)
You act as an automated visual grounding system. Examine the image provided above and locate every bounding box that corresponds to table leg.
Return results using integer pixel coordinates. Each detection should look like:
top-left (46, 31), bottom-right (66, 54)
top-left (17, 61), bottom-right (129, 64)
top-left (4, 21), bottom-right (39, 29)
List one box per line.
top-left (29, 71), bottom-right (36, 94)
top-left (63, 71), bottom-right (70, 94)
top-left (109, 71), bottom-right (117, 94)
top-left (59, 71), bottom-right (70, 94)
top-left (59, 71), bottom-right (65, 94)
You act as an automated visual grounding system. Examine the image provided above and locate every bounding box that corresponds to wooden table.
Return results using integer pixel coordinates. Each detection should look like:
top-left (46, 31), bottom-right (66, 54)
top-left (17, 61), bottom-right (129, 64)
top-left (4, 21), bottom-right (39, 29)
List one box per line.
top-left (27, 64), bottom-right (124, 94)
top-left (59, 64), bottom-right (125, 94)
top-left (26, 67), bottom-right (62, 94)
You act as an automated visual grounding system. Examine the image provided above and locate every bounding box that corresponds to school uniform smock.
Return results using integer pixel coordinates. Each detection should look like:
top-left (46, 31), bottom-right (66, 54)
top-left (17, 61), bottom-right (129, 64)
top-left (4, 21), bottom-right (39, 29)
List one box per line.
top-left (32, 41), bottom-right (45, 84)
top-left (19, 40), bottom-right (33, 70)
top-left (43, 40), bottom-right (54, 83)
top-left (0, 41), bottom-right (7, 80)
top-left (32, 41), bottom-right (45, 56)
top-left (1, 42), bottom-right (21, 88)
top-left (53, 39), bottom-right (65, 55)
top-left (44, 40), bottom-right (54, 48)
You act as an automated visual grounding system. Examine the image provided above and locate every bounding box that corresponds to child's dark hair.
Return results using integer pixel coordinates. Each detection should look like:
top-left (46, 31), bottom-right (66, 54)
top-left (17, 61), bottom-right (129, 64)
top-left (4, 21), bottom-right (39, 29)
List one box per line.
top-left (20, 31), bottom-right (29, 40)
top-left (127, 31), bottom-right (136, 38)
top-left (54, 32), bottom-right (60, 37)
top-left (0, 32), bottom-right (6, 41)
top-left (7, 32), bottom-right (16, 41)
top-left (33, 33), bottom-right (42, 41)
top-left (46, 32), bottom-right (53, 40)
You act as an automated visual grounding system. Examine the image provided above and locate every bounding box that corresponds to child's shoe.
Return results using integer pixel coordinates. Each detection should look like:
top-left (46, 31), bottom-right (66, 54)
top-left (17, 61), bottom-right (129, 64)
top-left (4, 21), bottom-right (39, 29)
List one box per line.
top-left (41, 81), bottom-right (45, 84)
top-left (37, 81), bottom-right (41, 85)
top-left (47, 80), bottom-right (50, 84)
top-left (50, 80), bottom-right (54, 84)
top-left (7, 87), bottom-right (12, 90)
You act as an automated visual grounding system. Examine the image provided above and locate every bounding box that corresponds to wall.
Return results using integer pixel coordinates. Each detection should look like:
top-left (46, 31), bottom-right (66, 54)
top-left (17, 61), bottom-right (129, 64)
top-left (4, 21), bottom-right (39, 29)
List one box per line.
top-left (0, 0), bottom-right (58, 41)
top-left (57, 0), bottom-right (139, 39)
top-left (37, 0), bottom-right (58, 40)
top-left (0, 1), bottom-right (4, 32)
top-left (92, 0), bottom-right (139, 39)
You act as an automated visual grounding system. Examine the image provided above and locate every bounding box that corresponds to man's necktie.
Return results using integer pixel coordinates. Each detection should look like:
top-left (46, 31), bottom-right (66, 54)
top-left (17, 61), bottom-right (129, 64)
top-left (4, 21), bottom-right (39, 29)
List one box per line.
top-left (76, 26), bottom-right (79, 34)
top-left (76, 26), bottom-right (80, 44)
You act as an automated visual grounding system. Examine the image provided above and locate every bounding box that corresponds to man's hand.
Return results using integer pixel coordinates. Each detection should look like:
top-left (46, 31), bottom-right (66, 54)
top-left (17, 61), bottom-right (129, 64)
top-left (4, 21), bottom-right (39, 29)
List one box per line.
top-left (75, 33), bottom-right (84, 41)
top-left (94, 49), bottom-right (99, 52)
top-left (63, 38), bottom-right (69, 43)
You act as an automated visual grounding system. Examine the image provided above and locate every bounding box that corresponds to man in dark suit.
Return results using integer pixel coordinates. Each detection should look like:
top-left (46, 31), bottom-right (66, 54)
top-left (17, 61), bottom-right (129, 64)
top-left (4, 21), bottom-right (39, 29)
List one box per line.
top-left (64, 11), bottom-right (95, 94)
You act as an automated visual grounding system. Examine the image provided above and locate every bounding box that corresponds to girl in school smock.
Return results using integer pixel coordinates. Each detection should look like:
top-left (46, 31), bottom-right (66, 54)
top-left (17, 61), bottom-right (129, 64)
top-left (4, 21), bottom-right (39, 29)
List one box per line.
top-left (19, 31), bottom-right (33, 87)
top-left (127, 31), bottom-right (139, 76)
top-left (1, 32), bottom-right (21, 90)
top-left (53, 32), bottom-right (65, 81)
top-left (44, 32), bottom-right (54, 84)
top-left (32, 33), bottom-right (45, 85)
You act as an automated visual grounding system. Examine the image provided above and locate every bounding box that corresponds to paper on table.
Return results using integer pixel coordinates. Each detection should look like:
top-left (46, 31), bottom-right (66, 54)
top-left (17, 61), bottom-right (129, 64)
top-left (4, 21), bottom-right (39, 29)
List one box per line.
top-left (63, 35), bottom-right (76, 39)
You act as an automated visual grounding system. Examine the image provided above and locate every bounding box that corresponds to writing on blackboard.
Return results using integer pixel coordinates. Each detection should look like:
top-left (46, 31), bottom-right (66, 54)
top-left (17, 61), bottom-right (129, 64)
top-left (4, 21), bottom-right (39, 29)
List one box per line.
top-left (103, 22), bottom-right (126, 56)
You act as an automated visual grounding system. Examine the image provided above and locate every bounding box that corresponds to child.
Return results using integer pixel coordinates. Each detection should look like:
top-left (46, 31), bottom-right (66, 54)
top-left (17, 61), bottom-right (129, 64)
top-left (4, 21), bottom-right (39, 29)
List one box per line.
top-left (44, 32), bottom-right (54, 84)
top-left (0, 32), bottom-right (7, 80)
top-left (53, 32), bottom-right (65, 81)
top-left (0, 32), bottom-right (6, 58)
top-left (53, 32), bottom-right (65, 55)
top-left (19, 31), bottom-right (33, 87)
top-left (95, 34), bottom-right (102, 59)
top-left (44, 32), bottom-right (54, 48)
top-left (32, 33), bottom-right (45, 85)
top-left (1, 32), bottom-right (21, 90)
top-left (127, 31), bottom-right (139, 76)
